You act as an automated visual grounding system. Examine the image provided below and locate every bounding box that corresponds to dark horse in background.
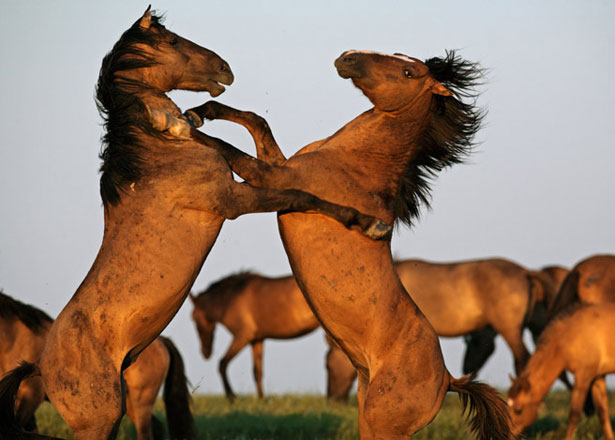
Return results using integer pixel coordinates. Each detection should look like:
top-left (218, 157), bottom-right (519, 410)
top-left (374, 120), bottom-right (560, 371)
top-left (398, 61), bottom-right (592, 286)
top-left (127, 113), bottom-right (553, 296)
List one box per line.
top-left (0, 9), bottom-right (388, 440)
top-left (0, 291), bottom-right (193, 440)
top-left (155, 50), bottom-right (513, 438)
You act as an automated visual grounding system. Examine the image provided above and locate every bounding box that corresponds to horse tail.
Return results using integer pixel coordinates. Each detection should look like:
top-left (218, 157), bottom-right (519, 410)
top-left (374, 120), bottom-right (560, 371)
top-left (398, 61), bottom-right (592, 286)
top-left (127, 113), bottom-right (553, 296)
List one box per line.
top-left (0, 362), bottom-right (58, 440)
top-left (159, 336), bottom-right (196, 440)
top-left (547, 269), bottom-right (580, 320)
top-left (449, 374), bottom-right (513, 440)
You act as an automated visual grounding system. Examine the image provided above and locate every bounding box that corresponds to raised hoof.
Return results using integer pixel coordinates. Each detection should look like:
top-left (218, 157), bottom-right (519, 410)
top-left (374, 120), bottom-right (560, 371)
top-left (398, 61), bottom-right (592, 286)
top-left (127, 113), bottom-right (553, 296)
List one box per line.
top-left (364, 219), bottom-right (393, 240)
top-left (183, 109), bottom-right (204, 128)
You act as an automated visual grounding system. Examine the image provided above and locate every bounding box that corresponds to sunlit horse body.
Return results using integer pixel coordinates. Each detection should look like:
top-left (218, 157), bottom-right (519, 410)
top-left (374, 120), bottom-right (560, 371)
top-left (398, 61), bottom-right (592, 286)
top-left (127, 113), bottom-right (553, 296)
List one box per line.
top-left (0, 10), bottom-right (387, 440)
top-left (507, 303), bottom-right (615, 440)
top-left (190, 272), bottom-right (321, 401)
top-left (0, 292), bottom-right (194, 440)
top-left (325, 258), bottom-right (565, 401)
top-left (548, 254), bottom-right (615, 318)
top-left (158, 50), bottom-right (513, 438)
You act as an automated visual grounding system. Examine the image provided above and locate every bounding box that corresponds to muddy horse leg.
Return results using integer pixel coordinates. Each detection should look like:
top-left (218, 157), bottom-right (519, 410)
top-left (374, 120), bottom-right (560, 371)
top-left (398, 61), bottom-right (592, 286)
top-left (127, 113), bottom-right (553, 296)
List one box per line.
top-left (250, 340), bottom-right (265, 399)
top-left (566, 374), bottom-right (593, 440)
top-left (185, 101), bottom-right (286, 164)
top-left (218, 337), bottom-right (249, 402)
top-left (462, 327), bottom-right (497, 377)
top-left (590, 376), bottom-right (614, 440)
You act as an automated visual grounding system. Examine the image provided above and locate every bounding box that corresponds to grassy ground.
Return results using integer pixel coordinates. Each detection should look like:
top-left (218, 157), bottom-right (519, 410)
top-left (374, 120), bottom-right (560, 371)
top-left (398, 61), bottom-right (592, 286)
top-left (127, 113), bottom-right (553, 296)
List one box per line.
top-left (36, 391), bottom-right (614, 439)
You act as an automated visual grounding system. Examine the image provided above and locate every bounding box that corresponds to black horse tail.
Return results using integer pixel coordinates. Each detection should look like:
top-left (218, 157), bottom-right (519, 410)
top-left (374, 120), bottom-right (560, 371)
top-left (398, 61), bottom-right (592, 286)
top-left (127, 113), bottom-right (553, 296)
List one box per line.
top-left (159, 336), bottom-right (196, 440)
top-left (0, 362), bottom-right (59, 440)
top-left (547, 269), bottom-right (580, 320)
top-left (449, 374), bottom-right (513, 440)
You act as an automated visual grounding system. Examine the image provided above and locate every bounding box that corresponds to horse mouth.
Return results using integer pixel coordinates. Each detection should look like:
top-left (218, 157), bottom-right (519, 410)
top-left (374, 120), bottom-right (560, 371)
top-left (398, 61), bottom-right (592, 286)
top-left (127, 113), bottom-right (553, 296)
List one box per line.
top-left (337, 67), bottom-right (361, 79)
top-left (206, 80), bottom-right (226, 97)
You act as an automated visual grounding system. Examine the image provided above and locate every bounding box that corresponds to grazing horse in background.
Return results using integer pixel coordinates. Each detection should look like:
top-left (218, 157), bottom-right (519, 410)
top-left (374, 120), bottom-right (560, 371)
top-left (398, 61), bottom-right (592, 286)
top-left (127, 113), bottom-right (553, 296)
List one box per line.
top-left (0, 292), bottom-right (194, 440)
top-left (0, 9), bottom-right (388, 440)
top-left (190, 272), bottom-right (321, 401)
top-left (156, 50), bottom-right (513, 439)
top-left (507, 304), bottom-right (615, 440)
top-left (548, 254), bottom-right (615, 319)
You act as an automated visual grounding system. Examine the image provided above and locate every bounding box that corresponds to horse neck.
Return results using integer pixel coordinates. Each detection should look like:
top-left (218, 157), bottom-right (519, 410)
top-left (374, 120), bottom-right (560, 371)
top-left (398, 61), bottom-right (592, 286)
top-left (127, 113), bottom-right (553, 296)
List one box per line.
top-left (523, 340), bottom-right (566, 403)
top-left (326, 101), bottom-right (431, 179)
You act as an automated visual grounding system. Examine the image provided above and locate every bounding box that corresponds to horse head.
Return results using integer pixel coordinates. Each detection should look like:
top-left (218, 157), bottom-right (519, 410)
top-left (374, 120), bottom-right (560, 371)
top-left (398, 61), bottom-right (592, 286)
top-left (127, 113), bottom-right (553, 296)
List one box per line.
top-left (190, 293), bottom-right (216, 359)
top-left (334, 50), bottom-right (451, 112)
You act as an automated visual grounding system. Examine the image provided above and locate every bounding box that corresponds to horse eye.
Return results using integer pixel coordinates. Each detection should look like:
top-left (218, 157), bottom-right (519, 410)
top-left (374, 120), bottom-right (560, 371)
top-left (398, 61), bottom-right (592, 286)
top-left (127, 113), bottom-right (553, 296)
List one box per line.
top-left (404, 69), bottom-right (413, 78)
top-left (169, 37), bottom-right (178, 46)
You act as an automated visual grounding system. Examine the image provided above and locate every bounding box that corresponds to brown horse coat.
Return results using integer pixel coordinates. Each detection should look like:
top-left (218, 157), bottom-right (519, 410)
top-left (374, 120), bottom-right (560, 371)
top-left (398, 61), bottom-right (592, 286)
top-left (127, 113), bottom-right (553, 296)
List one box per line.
top-left (548, 254), bottom-right (615, 318)
top-left (159, 50), bottom-right (513, 439)
top-left (507, 303), bottom-right (615, 440)
top-left (0, 10), bottom-right (386, 440)
top-left (0, 292), bottom-right (194, 440)
top-left (190, 272), bottom-right (320, 400)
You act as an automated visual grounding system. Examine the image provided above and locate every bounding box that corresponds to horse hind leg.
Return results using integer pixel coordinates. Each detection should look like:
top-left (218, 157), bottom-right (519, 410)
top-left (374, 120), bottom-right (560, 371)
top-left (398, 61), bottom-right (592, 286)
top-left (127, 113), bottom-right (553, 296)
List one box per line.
top-left (590, 376), bottom-right (613, 440)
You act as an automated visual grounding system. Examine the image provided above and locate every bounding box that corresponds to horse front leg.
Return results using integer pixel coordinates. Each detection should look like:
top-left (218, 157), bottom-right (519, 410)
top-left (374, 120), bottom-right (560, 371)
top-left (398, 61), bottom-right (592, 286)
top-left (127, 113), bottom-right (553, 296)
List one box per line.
top-left (185, 101), bottom-right (286, 164)
top-left (590, 376), bottom-right (614, 440)
top-left (213, 180), bottom-right (390, 240)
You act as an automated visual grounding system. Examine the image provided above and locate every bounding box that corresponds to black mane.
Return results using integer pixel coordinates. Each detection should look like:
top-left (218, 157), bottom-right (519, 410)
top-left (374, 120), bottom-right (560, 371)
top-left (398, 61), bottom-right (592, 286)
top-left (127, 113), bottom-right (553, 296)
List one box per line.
top-left (197, 271), bottom-right (258, 299)
top-left (393, 50), bottom-right (486, 227)
top-left (0, 291), bottom-right (53, 333)
top-left (96, 11), bottom-right (169, 206)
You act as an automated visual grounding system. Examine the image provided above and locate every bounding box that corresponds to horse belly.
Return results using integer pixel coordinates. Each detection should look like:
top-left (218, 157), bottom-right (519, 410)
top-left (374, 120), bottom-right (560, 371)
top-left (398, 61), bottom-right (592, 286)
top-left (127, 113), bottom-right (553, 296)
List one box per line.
top-left (278, 212), bottom-right (411, 362)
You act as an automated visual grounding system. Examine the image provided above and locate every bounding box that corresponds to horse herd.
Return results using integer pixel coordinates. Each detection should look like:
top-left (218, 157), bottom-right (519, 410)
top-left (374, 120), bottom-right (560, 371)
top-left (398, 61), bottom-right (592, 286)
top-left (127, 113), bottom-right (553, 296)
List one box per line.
top-left (0, 7), bottom-right (613, 440)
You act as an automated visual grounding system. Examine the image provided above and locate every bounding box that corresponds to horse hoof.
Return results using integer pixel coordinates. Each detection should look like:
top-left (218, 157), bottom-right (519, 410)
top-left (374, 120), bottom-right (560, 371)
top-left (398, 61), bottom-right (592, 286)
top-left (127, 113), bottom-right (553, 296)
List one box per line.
top-left (168, 119), bottom-right (192, 140)
top-left (184, 109), bottom-right (204, 128)
top-left (364, 219), bottom-right (392, 240)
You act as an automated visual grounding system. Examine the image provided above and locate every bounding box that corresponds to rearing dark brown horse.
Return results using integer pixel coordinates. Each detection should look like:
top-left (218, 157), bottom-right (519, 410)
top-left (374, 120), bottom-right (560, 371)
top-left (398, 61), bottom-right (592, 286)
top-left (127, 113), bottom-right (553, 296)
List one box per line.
top-left (0, 10), bottom-right (388, 440)
top-left (155, 50), bottom-right (513, 439)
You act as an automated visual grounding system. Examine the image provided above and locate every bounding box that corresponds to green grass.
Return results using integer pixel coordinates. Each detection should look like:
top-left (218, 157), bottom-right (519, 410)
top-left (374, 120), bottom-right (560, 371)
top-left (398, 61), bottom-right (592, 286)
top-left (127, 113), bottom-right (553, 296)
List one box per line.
top-left (35, 391), bottom-right (614, 439)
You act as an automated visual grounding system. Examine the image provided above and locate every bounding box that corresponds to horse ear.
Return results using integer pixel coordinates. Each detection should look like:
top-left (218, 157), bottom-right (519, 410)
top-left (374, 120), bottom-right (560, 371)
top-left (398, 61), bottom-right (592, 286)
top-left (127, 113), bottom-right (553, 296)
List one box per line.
top-left (430, 78), bottom-right (452, 97)
top-left (188, 292), bottom-right (196, 302)
top-left (508, 374), bottom-right (517, 385)
top-left (139, 5), bottom-right (152, 29)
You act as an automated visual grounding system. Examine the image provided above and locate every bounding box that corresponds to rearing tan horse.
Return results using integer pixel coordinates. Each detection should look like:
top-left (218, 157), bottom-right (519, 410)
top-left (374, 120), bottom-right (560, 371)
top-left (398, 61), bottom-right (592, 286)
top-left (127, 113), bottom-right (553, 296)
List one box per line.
top-left (155, 50), bottom-right (513, 438)
top-left (0, 10), bottom-right (388, 440)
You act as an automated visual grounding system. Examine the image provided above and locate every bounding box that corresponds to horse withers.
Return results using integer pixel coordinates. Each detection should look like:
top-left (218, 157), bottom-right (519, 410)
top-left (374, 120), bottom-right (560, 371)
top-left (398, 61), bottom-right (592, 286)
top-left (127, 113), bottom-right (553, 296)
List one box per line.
top-left (0, 9), bottom-right (388, 440)
top-left (157, 50), bottom-right (513, 439)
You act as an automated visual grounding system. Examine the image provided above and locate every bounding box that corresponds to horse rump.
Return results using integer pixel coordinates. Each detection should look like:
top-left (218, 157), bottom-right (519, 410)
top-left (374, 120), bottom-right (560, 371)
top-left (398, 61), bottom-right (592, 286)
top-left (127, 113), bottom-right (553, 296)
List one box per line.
top-left (449, 375), bottom-right (513, 440)
top-left (0, 362), bottom-right (58, 440)
top-left (159, 336), bottom-right (196, 440)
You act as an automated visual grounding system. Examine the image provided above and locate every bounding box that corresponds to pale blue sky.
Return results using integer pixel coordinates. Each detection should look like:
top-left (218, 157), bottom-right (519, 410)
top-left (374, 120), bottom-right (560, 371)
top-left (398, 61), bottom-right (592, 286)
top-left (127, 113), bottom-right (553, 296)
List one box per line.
top-left (1, 1), bottom-right (614, 395)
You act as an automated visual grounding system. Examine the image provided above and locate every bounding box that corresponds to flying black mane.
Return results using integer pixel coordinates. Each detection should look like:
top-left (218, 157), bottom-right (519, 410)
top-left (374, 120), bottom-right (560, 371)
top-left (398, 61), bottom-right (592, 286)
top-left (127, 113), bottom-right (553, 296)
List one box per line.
top-left (96, 11), bottom-right (170, 206)
top-left (0, 291), bottom-right (53, 333)
top-left (393, 50), bottom-right (486, 227)
top-left (197, 271), bottom-right (258, 298)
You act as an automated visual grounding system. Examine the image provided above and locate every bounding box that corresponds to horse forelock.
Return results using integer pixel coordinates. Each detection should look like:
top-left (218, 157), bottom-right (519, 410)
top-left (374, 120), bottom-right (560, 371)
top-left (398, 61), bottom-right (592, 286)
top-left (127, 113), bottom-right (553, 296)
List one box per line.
top-left (0, 291), bottom-right (53, 333)
top-left (392, 50), bottom-right (486, 228)
top-left (96, 11), bottom-right (172, 207)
